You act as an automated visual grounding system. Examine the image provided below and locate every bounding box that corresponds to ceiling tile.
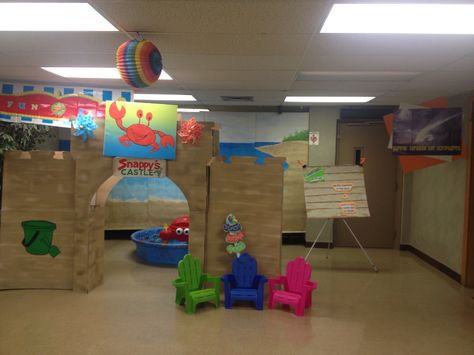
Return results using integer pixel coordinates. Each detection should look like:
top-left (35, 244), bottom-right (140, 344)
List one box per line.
top-left (184, 80), bottom-right (291, 91)
top-left (171, 70), bottom-right (296, 83)
top-left (290, 80), bottom-right (406, 92)
top-left (0, 32), bottom-right (127, 53)
top-left (370, 94), bottom-right (439, 106)
top-left (286, 88), bottom-right (385, 97)
top-left (392, 71), bottom-right (474, 96)
top-left (300, 54), bottom-right (459, 72)
top-left (0, 52), bottom-right (116, 67)
top-left (147, 33), bottom-right (311, 56)
top-left (94, 0), bottom-right (327, 34)
top-left (164, 54), bottom-right (301, 71)
top-left (306, 34), bottom-right (474, 58)
top-left (0, 66), bottom-right (185, 91)
top-left (193, 89), bottom-right (285, 105)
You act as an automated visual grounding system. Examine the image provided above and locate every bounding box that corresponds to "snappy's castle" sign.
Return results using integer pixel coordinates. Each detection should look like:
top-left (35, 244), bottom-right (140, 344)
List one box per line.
top-left (113, 158), bottom-right (166, 178)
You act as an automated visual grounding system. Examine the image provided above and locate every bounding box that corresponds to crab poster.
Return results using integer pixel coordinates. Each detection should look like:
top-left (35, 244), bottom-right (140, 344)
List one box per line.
top-left (103, 101), bottom-right (177, 159)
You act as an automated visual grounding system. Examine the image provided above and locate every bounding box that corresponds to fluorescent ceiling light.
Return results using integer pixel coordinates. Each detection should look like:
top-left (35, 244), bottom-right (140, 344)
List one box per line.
top-left (158, 71), bottom-right (172, 80)
top-left (42, 67), bottom-right (120, 79)
top-left (42, 67), bottom-right (172, 80)
top-left (177, 108), bottom-right (209, 113)
top-left (134, 94), bottom-right (196, 102)
top-left (284, 96), bottom-right (375, 103)
top-left (321, 4), bottom-right (474, 34)
top-left (0, 3), bottom-right (117, 31)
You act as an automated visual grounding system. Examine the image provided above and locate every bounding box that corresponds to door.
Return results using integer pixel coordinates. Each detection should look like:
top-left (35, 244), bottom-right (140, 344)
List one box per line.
top-left (335, 121), bottom-right (397, 248)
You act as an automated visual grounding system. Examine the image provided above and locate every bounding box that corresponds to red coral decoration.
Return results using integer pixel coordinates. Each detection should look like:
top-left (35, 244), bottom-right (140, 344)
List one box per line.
top-left (177, 117), bottom-right (204, 144)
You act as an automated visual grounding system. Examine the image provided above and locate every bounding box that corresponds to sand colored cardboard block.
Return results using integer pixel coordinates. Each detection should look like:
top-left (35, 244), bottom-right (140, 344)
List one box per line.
top-left (257, 141), bottom-right (308, 232)
top-left (0, 151), bottom-right (74, 290)
top-left (206, 156), bottom-right (284, 277)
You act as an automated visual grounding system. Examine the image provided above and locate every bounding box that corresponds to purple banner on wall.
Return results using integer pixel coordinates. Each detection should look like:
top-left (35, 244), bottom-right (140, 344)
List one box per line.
top-left (392, 108), bottom-right (462, 155)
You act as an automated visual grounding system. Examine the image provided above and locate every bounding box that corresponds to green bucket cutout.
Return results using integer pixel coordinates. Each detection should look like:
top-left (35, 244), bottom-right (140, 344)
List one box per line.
top-left (21, 220), bottom-right (61, 258)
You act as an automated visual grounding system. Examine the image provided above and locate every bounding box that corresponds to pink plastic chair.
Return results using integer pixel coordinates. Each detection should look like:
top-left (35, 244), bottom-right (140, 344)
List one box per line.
top-left (268, 256), bottom-right (317, 316)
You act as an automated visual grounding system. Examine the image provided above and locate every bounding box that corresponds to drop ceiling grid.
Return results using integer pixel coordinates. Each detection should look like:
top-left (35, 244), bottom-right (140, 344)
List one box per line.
top-left (0, 1), bottom-right (472, 105)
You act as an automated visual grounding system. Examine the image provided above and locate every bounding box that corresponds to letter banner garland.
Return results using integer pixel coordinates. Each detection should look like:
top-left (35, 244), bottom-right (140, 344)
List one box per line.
top-left (0, 92), bottom-right (105, 123)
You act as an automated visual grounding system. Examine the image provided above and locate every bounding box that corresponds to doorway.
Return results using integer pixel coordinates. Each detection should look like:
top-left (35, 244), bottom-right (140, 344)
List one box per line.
top-left (88, 175), bottom-right (190, 290)
top-left (334, 121), bottom-right (398, 248)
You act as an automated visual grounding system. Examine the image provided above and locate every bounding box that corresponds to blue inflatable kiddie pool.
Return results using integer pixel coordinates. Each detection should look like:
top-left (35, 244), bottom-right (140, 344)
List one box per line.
top-left (131, 227), bottom-right (188, 266)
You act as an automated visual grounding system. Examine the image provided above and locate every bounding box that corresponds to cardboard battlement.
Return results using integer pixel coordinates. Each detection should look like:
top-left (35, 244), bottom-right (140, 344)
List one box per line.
top-left (5, 150), bottom-right (72, 161)
top-left (218, 155), bottom-right (286, 166)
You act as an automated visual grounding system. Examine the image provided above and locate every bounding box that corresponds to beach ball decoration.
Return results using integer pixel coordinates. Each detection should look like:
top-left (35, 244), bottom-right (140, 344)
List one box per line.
top-left (116, 39), bottom-right (163, 88)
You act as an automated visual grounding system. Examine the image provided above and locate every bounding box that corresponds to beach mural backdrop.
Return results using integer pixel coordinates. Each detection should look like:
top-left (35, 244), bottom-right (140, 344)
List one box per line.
top-left (105, 112), bottom-right (309, 232)
top-left (105, 177), bottom-right (189, 230)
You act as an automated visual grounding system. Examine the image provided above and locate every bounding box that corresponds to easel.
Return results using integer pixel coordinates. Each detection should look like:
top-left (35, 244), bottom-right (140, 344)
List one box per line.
top-left (304, 218), bottom-right (379, 272)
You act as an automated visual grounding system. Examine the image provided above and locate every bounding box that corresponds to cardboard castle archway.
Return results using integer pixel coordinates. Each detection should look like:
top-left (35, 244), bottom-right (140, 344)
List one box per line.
top-left (70, 120), bottom-right (217, 291)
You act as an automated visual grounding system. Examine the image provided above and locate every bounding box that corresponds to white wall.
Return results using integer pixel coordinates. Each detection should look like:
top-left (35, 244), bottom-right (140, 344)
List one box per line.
top-left (402, 93), bottom-right (470, 273)
top-left (306, 107), bottom-right (339, 243)
top-left (180, 111), bottom-right (309, 143)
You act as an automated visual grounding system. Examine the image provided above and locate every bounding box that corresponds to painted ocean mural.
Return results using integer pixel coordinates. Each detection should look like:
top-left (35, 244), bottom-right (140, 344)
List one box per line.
top-left (188, 111), bottom-right (310, 232)
top-left (105, 177), bottom-right (189, 230)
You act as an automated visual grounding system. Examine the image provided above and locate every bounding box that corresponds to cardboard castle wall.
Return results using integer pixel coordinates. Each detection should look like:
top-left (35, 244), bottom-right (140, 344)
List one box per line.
top-left (0, 119), bottom-right (283, 292)
top-left (0, 151), bottom-right (75, 289)
top-left (206, 156), bottom-right (284, 277)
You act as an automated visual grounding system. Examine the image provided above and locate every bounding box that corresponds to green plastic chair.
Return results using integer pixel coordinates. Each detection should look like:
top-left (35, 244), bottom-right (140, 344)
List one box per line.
top-left (172, 254), bottom-right (220, 314)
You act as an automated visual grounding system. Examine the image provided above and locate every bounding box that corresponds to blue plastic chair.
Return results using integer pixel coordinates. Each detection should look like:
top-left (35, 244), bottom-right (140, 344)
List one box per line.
top-left (221, 253), bottom-right (267, 310)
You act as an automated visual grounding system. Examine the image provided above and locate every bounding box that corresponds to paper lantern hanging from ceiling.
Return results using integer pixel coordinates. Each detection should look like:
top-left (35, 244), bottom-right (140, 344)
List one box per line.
top-left (116, 39), bottom-right (162, 88)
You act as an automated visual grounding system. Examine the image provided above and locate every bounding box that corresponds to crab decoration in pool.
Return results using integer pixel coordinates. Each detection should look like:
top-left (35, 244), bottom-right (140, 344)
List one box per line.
top-left (160, 215), bottom-right (190, 243)
top-left (108, 101), bottom-right (175, 152)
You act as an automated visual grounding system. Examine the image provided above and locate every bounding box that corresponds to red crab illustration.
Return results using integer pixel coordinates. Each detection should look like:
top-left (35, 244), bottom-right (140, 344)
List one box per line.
top-left (109, 101), bottom-right (175, 152)
top-left (160, 215), bottom-right (190, 243)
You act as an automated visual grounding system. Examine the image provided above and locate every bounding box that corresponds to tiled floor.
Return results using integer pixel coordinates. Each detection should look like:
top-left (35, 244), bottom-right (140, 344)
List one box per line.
top-left (1, 241), bottom-right (474, 355)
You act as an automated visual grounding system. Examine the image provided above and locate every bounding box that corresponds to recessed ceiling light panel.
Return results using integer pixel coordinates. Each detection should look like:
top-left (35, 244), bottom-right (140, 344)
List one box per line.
top-left (42, 67), bottom-right (120, 79)
top-left (134, 94), bottom-right (196, 102)
top-left (177, 108), bottom-right (209, 113)
top-left (0, 3), bottom-right (118, 31)
top-left (42, 67), bottom-right (172, 80)
top-left (284, 96), bottom-right (375, 103)
top-left (321, 4), bottom-right (474, 34)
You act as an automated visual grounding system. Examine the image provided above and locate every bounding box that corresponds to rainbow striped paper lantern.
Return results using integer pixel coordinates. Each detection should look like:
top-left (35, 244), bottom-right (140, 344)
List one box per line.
top-left (116, 39), bottom-right (163, 88)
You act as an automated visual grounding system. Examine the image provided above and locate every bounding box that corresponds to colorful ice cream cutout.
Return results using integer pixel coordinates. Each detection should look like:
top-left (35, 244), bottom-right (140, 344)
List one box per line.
top-left (160, 215), bottom-right (189, 242)
top-left (224, 214), bottom-right (246, 257)
top-left (21, 220), bottom-right (61, 258)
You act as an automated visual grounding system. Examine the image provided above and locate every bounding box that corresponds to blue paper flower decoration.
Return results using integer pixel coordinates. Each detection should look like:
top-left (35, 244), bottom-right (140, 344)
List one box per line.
top-left (73, 109), bottom-right (97, 141)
